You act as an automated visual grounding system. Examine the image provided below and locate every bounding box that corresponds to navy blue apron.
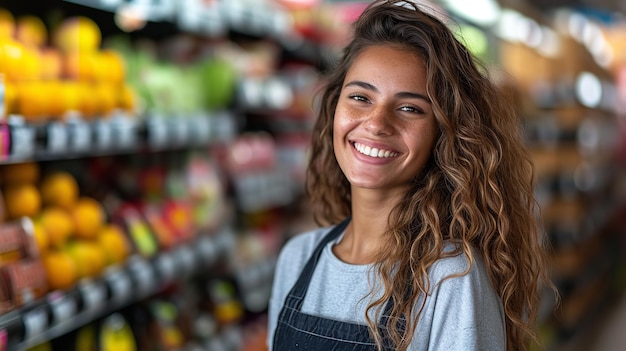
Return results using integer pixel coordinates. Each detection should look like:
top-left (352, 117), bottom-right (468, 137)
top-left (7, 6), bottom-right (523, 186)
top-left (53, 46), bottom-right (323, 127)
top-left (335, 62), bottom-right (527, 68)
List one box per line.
top-left (273, 218), bottom-right (403, 350)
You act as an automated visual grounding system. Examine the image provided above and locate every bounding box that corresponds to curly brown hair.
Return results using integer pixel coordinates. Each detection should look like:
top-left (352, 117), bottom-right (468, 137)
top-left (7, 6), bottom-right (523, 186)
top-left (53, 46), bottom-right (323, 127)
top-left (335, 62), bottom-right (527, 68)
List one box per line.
top-left (305, 1), bottom-right (554, 350)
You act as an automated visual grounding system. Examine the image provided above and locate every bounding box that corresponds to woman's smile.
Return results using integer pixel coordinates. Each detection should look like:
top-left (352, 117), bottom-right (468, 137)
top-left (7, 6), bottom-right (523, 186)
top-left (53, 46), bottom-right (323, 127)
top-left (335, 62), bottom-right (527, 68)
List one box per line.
top-left (352, 141), bottom-right (400, 158)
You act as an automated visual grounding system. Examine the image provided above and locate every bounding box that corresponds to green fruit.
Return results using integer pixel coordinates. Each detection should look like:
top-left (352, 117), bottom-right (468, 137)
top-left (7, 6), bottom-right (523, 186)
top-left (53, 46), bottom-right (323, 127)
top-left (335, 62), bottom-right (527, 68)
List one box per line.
top-left (198, 58), bottom-right (238, 110)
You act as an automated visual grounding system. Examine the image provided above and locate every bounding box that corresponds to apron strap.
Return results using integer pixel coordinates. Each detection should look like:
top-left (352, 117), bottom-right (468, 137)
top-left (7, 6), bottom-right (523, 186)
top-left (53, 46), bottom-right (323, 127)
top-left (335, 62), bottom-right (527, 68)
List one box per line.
top-left (283, 217), bottom-right (351, 311)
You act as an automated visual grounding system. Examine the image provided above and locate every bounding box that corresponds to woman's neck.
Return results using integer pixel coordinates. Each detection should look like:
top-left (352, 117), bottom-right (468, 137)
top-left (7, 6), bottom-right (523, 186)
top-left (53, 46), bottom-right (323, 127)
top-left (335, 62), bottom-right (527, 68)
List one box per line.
top-left (332, 188), bottom-right (399, 264)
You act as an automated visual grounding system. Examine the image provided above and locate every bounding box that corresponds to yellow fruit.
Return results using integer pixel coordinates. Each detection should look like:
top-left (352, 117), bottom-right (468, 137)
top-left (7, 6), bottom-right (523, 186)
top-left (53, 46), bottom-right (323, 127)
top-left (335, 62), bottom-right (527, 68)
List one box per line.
top-left (53, 17), bottom-right (101, 53)
top-left (94, 49), bottom-right (125, 84)
top-left (46, 80), bottom-right (66, 118)
top-left (0, 8), bottom-right (15, 39)
top-left (4, 79), bottom-right (17, 114)
top-left (3, 183), bottom-right (41, 219)
top-left (97, 224), bottom-right (131, 265)
top-left (15, 80), bottom-right (49, 120)
top-left (32, 220), bottom-right (49, 253)
top-left (1, 161), bottom-right (39, 184)
top-left (40, 171), bottom-right (79, 210)
top-left (119, 84), bottom-right (137, 113)
top-left (72, 197), bottom-right (104, 239)
top-left (78, 82), bottom-right (99, 118)
top-left (40, 207), bottom-right (74, 248)
top-left (67, 240), bottom-right (107, 278)
top-left (15, 15), bottom-right (47, 49)
top-left (42, 249), bottom-right (78, 291)
top-left (63, 51), bottom-right (97, 81)
top-left (0, 41), bottom-right (41, 82)
top-left (60, 80), bottom-right (81, 114)
top-left (94, 83), bottom-right (117, 116)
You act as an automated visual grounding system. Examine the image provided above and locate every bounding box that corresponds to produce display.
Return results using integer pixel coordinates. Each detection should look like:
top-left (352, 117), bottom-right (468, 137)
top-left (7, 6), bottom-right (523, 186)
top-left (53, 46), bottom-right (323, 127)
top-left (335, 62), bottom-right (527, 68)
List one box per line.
top-left (0, 10), bottom-right (135, 121)
top-left (0, 1), bottom-right (339, 351)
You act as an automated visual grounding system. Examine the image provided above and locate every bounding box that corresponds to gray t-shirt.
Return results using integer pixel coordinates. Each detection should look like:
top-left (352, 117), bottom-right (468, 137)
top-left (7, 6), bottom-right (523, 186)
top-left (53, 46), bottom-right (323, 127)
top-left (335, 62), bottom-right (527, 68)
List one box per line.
top-left (267, 225), bottom-right (506, 350)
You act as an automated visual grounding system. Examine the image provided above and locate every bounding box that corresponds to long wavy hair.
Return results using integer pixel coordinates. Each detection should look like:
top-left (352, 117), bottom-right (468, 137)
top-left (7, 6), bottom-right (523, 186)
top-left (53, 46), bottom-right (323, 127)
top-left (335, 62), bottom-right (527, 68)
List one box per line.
top-left (305, 1), bottom-right (554, 350)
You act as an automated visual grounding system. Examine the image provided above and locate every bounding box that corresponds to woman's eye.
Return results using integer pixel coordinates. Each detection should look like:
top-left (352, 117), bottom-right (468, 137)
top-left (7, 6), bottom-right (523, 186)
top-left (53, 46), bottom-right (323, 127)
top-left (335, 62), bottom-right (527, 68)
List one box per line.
top-left (349, 94), bottom-right (368, 102)
top-left (400, 105), bottom-right (424, 114)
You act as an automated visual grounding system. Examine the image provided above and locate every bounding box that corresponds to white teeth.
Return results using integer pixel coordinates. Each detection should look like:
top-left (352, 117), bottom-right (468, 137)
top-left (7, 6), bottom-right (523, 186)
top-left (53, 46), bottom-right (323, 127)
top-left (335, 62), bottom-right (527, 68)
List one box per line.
top-left (354, 142), bottom-right (398, 158)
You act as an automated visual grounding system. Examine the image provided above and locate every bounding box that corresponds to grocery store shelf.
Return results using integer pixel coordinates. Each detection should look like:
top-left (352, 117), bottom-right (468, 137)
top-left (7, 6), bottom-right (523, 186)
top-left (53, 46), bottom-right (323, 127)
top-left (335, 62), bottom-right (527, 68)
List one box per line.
top-left (0, 227), bottom-right (235, 351)
top-left (0, 111), bottom-right (236, 165)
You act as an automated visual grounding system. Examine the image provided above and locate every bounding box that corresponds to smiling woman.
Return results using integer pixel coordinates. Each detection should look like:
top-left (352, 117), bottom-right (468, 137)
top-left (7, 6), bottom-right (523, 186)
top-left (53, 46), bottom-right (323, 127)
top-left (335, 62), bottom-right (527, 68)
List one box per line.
top-left (267, 1), bottom-right (555, 351)
top-left (333, 45), bottom-right (437, 196)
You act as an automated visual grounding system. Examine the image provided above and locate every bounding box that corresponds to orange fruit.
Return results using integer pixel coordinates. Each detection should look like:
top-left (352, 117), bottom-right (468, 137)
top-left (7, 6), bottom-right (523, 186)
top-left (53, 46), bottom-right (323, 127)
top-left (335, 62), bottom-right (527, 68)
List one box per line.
top-left (39, 207), bottom-right (74, 248)
top-left (1, 161), bottom-right (39, 184)
top-left (71, 197), bottom-right (104, 239)
top-left (67, 240), bottom-right (107, 278)
top-left (41, 249), bottom-right (78, 291)
top-left (94, 83), bottom-right (117, 116)
top-left (14, 80), bottom-right (49, 120)
top-left (59, 80), bottom-right (81, 114)
top-left (40, 171), bottom-right (79, 210)
top-left (40, 47), bottom-right (63, 80)
top-left (32, 220), bottom-right (49, 253)
top-left (3, 183), bottom-right (41, 219)
top-left (45, 80), bottom-right (67, 118)
top-left (97, 224), bottom-right (131, 265)
top-left (53, 17), bottom-right (101, 53)
top-left (78, 82), bottom-right (99, 118)
top-left (15, 15), bottom-right (47, 49)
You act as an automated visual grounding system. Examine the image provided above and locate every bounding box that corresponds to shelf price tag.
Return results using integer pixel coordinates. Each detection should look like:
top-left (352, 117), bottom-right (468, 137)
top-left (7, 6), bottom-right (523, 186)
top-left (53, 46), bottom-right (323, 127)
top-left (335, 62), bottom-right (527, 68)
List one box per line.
top-left (68, 119), bottom-right (91, 153)
top-left (178, 0), bottom-right (225, 36)
top-left (170, 118), bottom-right (189, 147)
top-left (128, 257), bottom-right (156, 297)
top-left (47, 291), bottom-right (77, 325)
top-left (105, 267), bottom-right (132, 305)
top-left (146, 0), bottom-right (177, 21)
top-left (111, 114), bottom-right (137, 150)
top-left (94, 120), bottom-right (113, 150)
top-left (46, 122), bottom-right (68, 154)
top-left (101, 0), bottom-right (123, 7)
top-left (155, 251), bottom-right (176, 284)
top-left (22, 305), bottom-right (48, 340)
top-left (173, 244), bottom-right (196, 276)
top-left (147, 117), bottom-right (168, 149)
top-left (63, 0), bottom-right (123, 11)
top-left (196, 235), bottom-right (217, 266)
top-left (79, 279), bottom-right (106, 312)
top-left (9, 118), bottom-right (35, 159)
top-left (192, 114), bottom-right (211, 145)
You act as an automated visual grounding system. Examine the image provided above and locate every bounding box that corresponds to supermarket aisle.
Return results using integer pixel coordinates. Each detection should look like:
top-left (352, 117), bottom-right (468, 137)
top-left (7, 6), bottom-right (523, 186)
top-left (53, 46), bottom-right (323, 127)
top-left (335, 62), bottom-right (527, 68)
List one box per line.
top-left (587, 293), bottom-right (626, 351)
top-left (554, 292), bottom-right (626, 351)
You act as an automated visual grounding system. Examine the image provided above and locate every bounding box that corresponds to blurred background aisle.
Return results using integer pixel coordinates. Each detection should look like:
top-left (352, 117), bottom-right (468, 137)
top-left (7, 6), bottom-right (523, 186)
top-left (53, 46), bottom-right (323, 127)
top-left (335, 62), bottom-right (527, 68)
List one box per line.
top-left (0, 0), bottom-right (624, 350)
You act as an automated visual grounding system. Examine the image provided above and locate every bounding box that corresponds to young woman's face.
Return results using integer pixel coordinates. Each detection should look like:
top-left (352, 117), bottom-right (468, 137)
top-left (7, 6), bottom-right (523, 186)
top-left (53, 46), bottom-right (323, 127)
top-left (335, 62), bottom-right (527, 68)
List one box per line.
top-left (333, 45), bottom-right (437, 193)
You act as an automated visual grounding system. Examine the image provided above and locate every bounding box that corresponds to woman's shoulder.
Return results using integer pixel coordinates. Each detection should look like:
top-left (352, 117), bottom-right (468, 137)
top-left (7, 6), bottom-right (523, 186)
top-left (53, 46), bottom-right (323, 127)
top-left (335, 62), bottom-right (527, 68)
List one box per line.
top-left (282, 226), bottom-right (330, 252)
top-left (275, 225), bottom-right (334, 268)
top-left (429, 241), bottom-right (491, 286)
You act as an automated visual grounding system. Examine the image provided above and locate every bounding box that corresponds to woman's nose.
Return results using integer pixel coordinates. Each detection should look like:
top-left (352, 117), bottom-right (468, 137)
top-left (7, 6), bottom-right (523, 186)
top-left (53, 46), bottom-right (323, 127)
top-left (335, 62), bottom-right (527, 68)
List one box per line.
top-left (364, 107), bottom-right (393, 135)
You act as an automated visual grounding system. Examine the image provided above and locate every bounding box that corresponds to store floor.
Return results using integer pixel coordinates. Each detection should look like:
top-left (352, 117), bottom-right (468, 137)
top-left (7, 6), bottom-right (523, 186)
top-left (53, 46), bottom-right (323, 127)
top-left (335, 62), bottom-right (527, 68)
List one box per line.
top-left (555, 292), bottom-right (626, 351)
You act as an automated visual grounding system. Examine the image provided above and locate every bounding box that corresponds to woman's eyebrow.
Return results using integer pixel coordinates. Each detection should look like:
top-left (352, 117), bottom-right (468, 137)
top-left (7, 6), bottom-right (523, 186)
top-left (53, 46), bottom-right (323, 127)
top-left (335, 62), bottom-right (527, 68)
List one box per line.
top-left (344, 80), bottom-right (431, 103)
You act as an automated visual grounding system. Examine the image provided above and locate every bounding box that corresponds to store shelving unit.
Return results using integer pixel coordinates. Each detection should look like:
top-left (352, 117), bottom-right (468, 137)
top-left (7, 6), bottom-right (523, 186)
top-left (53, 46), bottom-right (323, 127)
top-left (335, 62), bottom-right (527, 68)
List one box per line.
top-left (0, 0), bottom-right (332, 350)
top-left (0, 227), bottom-right (234, 351)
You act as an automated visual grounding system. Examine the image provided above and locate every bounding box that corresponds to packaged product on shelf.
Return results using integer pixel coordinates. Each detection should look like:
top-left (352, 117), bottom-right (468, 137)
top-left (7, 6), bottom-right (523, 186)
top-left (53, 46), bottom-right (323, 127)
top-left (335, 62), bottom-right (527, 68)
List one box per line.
top-left (0, 218), bottom-right (48, 313)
